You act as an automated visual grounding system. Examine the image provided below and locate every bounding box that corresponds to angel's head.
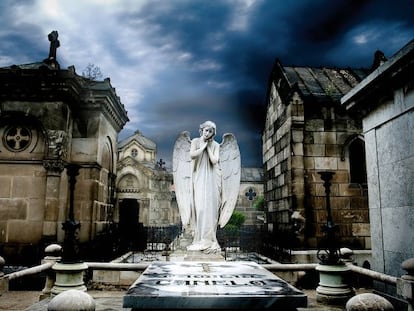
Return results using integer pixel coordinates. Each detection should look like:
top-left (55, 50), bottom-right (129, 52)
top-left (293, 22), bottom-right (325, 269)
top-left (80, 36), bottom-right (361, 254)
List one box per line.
top-left (199, 120), bottom-right (216, 141)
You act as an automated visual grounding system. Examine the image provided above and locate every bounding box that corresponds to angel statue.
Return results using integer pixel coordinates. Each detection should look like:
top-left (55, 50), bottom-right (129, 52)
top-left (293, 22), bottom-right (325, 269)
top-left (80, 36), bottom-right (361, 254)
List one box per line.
top-left (172, 120), bottom-right (241, 253)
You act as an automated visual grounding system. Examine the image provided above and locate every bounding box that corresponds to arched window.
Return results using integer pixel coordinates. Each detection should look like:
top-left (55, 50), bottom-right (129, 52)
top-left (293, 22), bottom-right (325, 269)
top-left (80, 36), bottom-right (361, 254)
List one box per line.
top-left (348, 138), bottom-right (367, 185)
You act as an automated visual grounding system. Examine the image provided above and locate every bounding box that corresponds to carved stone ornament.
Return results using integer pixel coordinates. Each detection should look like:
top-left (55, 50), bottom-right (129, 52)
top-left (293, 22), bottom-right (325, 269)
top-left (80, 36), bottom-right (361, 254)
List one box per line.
top-left (3, 126), bottom-right (32, 152)
top-left (43, 159), bottom-right (65, 173)
top-left (48, 130), bottom-right (67, 159)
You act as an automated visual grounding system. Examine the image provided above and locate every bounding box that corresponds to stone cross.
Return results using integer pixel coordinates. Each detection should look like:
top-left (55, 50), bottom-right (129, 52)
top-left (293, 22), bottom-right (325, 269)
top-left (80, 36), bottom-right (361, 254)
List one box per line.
top-left (157, 158), bottom-right (166, 170)
top-left (47, 30), bottom-right (60, 60)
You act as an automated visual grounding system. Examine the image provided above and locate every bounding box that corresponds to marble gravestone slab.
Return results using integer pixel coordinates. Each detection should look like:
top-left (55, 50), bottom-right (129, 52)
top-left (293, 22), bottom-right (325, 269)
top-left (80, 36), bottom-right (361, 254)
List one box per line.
top-left (123, 261), bottom-right (307, 310)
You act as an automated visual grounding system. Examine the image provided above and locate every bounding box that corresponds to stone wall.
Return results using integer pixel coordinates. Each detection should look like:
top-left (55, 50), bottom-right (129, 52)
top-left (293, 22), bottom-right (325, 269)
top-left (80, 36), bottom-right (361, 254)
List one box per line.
top-left (303, 103), bottom-right (369, 249)
top-left (263, 81), bottom-right (370, 250)
top-left (360, 88), bottom-right (413, 278)
top-left (237, 181), bottom-right (264, 226)
top-left (263, 84), bottom-right (293, 237)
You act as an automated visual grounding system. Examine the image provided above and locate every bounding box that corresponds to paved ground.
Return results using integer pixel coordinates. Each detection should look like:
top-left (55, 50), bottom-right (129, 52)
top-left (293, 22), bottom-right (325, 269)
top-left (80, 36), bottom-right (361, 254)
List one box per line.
top-left (0, 289), bottom-right (373, 311)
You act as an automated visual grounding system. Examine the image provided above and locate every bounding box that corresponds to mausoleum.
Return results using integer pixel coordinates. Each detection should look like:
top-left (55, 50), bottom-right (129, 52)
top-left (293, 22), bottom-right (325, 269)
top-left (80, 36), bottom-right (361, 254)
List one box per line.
top-left (262, 60), bottom-right (371, 251)
top-left (342, 39), bottom-right (414, 288)
top-left (0, 43), bottom-right (128, 263)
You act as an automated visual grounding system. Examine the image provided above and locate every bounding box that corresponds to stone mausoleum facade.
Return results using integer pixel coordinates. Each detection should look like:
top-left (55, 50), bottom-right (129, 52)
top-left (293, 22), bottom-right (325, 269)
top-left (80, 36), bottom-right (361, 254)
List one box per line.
top-left (262, 60), bottom-right (371, 250)
top-left (116, 131), bottom-right (178, 226)
top-left (342, 39), bottom-right (414, 282)
top-left (0, 60), bottom-right (128, 263)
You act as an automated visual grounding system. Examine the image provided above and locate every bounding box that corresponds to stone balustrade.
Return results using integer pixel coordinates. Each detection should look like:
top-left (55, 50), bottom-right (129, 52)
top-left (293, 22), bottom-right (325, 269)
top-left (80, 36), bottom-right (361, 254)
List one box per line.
top-left (1, 245), bottom-right (414, 310)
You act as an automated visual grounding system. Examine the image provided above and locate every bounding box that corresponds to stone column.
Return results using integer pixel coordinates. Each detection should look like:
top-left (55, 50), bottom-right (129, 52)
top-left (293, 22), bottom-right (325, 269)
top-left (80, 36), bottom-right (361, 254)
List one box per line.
top-left (42, 160), bottom-right (65, 239)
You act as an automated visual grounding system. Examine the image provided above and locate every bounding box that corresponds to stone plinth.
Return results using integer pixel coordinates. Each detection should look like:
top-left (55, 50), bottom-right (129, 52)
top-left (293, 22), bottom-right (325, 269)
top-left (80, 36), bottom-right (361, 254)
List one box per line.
top-left (123, 261), bottom-right (307, 310)
top-left (51, 262), bottom-right (88, 296)
top-left (316, 263), bottom-right (354, 305)
top-left (184, 250), bottom-right (225, 261)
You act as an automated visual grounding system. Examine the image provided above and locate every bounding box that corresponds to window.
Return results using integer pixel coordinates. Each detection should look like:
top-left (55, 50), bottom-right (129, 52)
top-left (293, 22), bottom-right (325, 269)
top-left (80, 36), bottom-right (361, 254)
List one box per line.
top-left (131, 148), bottom-right (138, 157)
top-left (349, 138), bottom-right (367, 185)
top-left (3, 126), bottom-right (32, 152)
top-left (245, 188), bottom-right (257, 201)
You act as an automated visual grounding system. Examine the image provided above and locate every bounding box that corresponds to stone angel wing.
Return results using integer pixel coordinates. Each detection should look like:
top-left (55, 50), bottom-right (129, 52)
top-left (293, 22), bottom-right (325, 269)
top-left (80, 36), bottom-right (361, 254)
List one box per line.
top-left (172, 131), bottom-right (192, 227)
top-left (218, 133), bottom-right (241, 228)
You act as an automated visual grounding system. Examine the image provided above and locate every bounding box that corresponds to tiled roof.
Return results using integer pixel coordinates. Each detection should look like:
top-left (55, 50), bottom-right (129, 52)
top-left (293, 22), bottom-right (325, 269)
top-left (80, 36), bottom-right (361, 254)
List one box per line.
top-left (241, 167), bottom-right (264, 182)
top-left (283, 66), bottom-right (370, 101)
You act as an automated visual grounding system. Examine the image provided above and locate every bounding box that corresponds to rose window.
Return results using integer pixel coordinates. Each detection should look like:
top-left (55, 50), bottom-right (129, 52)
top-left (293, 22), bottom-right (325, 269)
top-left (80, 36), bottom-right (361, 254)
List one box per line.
top-left (4, 126), bottom-right (32, 152)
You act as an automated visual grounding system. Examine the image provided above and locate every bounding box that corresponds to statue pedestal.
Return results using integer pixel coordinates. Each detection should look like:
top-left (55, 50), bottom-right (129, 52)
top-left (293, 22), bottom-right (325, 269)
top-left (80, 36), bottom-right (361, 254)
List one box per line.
top-left (184, 250), bottom-right (225, 261)
top-left (123, 261), bottom-right (307, 310)
top-left (51, 262), bottom-right (88, 296)
top-left (316, 263), bottom-right (354, 305)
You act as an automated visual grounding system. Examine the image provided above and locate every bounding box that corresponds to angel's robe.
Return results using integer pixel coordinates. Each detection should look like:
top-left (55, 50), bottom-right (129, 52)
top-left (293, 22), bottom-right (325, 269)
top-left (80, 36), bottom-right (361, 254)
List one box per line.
top-left (188, 138), bottom-right (222, 252)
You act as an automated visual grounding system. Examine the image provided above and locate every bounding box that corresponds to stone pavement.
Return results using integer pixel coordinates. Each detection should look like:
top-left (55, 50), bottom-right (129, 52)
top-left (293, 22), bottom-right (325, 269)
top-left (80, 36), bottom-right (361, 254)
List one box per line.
top-left (0, 289), bottom-right (372, 311)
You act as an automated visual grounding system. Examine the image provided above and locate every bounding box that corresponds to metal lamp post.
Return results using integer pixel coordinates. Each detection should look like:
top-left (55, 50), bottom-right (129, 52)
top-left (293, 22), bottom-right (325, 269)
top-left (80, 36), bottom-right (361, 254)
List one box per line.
top-left (61, 163), bottom-right (81, 263)
top-left (315, 171), bottom-right (354, 305)
top-left (317, 171), bottom-right (340, 265)
top-left (51, 163), bottom-right (88, 295)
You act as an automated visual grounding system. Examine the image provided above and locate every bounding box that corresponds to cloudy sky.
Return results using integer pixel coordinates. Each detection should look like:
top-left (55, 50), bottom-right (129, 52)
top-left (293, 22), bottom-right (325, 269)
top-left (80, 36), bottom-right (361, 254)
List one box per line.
top-left (0, 0), bottom-right (413, 168)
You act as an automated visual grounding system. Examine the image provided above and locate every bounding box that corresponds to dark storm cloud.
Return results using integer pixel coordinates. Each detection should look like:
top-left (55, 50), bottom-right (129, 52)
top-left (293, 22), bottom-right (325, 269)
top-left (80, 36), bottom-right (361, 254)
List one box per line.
top-left (1, 0), bottom-right (413, 168)
top-left (118, 0), bottom-right (414, 168)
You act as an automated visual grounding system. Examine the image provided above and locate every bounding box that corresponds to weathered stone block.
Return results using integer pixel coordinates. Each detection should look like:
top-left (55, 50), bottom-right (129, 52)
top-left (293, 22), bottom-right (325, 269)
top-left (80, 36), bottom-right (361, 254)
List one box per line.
top-left (364, 237), bottom-right (371, 249)
top-left (350, 197), bottom-right (368, 209)
top-left (330, 197), bottom-right (351, 210)
top-left (12, 176), bottom-right (32, 198)
top-left (305, 119), bottom-right (324, 131)
top-left (44, 199), bottom-right (59, 221)
top-left (93, 270), bottom-right (120, 284)
top-left (339, 223), bottom-right (353, 237)
top-left (8, 220), bottom-right (42, 243)
top-left (314, 157), bottom-right (338, 170)
top-left (314, 131), bottom-right (336, 144)
top-left (303, 157), bottom-right (315, 169)
top-left (338, 184), bottom-right (363, 196)
top-left (0, 177), bottom-right (11, 197)
top-left (0, 199), bottom-right (27, 219)
top-left (312, 196), bottom-right (326, 209)
top-left (382, 206), bottom-right (414, 255)
top-left (352, 223), bottom-right (370, 237)
top-left (27, 198), bottom-right (45, 221)
top-left (291, 156), bottom-right (304, 168)
top-left (292, 130), bottom-right (304, 143)
top-left (81, 202), bottom-right (93, 221)
top-left (338, 158), bottom-right (348, 170)
top-left (119, 271), bottom-right (140, 286)
top-left (315, 183), bottom-right (339, 196)
top-left (325, 144), bottom-right (340, 157)
top-left (0, 222), bottom-right (7, 242)
top-left (304, 144), bottom-right (325, 156)
top-left (379, 159), bottom-right (414, 208)
top-left (291, 142), bottom-right (304, 156)
top-left (42, 221), bottom-right (57, 236)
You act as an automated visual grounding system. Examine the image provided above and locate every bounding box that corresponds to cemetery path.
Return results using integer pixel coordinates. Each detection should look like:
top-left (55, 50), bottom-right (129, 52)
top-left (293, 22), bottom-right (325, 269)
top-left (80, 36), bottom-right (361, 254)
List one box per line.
top-left (0, 289), bottom-right (373, 311)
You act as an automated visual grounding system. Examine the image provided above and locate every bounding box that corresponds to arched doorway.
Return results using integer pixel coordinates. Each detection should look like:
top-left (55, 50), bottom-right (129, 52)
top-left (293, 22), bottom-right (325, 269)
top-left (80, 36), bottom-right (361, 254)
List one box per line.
top-left (118, 199), bottom-right (146, 251)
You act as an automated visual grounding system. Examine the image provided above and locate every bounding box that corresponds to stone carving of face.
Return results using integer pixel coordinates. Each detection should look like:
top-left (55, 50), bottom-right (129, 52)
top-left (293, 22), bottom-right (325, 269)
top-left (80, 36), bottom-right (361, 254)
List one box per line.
top-left (202, 126), bottom-right (214, 141)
